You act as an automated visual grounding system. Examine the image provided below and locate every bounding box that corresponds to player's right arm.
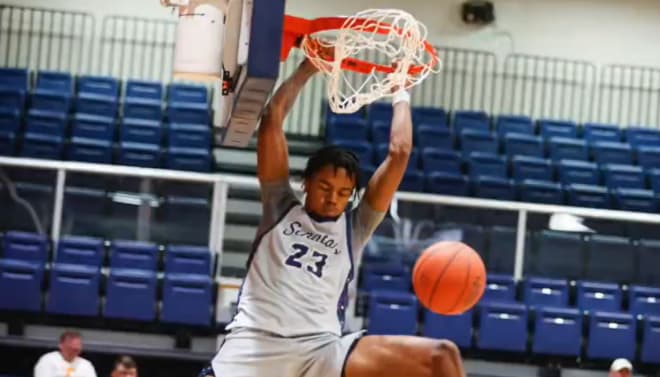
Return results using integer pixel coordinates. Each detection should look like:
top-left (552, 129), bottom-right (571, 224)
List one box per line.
top-left (256, 59), bottom-right (318, 184)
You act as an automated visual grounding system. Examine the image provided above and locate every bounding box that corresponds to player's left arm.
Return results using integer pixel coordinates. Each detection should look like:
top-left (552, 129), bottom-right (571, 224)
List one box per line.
top-left (362, 91), bottom-right (413, 211)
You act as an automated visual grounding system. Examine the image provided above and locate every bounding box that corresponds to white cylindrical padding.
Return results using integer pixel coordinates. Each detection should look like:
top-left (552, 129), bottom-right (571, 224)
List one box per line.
top-left (173, 2), bottom-right (225, 80)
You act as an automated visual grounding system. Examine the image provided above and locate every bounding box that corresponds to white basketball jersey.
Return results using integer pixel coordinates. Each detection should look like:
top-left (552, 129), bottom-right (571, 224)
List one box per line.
top-left (226, 203), bottom-right (355, 337)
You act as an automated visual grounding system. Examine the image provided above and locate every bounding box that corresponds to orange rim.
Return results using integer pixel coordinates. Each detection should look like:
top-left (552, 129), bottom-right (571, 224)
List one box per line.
top-left (281, 15), bottom-right (439, 76)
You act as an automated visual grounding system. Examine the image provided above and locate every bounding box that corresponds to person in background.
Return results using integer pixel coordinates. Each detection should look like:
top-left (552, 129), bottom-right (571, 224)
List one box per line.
top-left (34, 330), bottom-right (97, 377)
top-left (110, 356), bottom-right (138, 377)
top-left (609, 358), bottom-right (633, 377)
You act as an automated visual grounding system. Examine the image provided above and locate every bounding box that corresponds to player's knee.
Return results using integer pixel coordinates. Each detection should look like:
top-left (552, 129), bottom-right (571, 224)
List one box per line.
top-left (431, 339), bottom-right (460, 362)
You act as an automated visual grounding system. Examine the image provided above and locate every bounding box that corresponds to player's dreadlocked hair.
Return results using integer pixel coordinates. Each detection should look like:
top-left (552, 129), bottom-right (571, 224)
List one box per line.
top-left (302, 145), bottom-right (363, 197)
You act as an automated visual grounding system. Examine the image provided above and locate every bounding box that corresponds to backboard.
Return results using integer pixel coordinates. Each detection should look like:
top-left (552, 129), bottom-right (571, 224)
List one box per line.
top-left (162, 0), bottom-right (285, 148)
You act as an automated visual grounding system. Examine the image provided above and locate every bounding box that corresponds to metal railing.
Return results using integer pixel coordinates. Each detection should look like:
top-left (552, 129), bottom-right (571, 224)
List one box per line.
top-left (498, 54), bottom-right (597, 122)
top-left (0, 5), bottom-right (95, 74)
top-left (596, 64), bottom-right (660, 128)
top-left (3, 155), bottom-right (660, 282)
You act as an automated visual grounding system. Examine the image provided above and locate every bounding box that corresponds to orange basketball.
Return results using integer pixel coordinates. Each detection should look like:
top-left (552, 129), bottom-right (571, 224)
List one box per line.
top-left (412, 241), bottom-right (487, 315)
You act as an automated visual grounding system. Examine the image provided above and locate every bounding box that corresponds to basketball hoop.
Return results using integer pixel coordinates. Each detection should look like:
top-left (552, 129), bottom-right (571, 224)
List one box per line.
top-left (282, 9), bottom-right (441, 114)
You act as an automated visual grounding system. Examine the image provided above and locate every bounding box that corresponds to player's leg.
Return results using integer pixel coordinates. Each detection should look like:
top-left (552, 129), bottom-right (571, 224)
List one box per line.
top-left (344, 335), bottom-right (466, 377)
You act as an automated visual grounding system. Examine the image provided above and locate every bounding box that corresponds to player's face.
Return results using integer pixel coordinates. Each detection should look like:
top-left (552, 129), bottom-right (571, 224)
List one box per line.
top-left (610, 370), bottom-right (631, 377)
top-left (59, 337), bottom-right (82, 361)
top-left (304, 165), bottom-right (356, 218)
top-left (112, 366), bottom-right (138, 377)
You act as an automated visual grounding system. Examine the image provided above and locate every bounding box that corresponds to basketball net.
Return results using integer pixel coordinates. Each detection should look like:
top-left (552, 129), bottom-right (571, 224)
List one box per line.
top-left (298, 9), bottom-right (441, 114)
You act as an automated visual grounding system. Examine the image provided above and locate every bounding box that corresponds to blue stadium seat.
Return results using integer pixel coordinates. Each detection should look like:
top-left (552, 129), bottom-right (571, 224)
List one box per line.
top-left (532, 230), bottom-right (585, 279)
top-left (367, 291), bottom-right (418, 335)
top-left (649, 168), bottom-right (660, 194)
top-left (425, 172), bottom-right (469, 196)
top-left (118, 142), bottom-right (160, 168)
top-left (538, 119), bottom-right (578, 139)
top-left (0, 131), bottom-right (16, 156)
top-left (548, 137), bottom-right (589, 162)
top-left (56, 236), bottom-right (104, 268)
top-left (370, 121), bottom-right (390, 144)
top-left (453, 110), bottom-right (490, 134)
top-left (576, 281), bottom-right (622, 312)
top-left (638, 239), bottom-right (660, 286)
top-left (361, 263), bottom-right (409, 292)
top-left (326, 117), bottom-right (369, 142)
top-left (366, 102), bottom-right (392, 123)
top-left (36, 71), bottom-right (73, 93)
top-left (166, 147), bottom-right (212, 172)
top-left (481, 274), bottom-right (516, 303)
top-left (110, 240), bottom-right (159, 271)
top-left (587, 312), bottom-right (636, 360)
top-left (75, 94), bottom-right (118, 118)
top-left (67, 137), bottom-right (113, 164)
top-left (0, 88), bottom-right (25, 112)
top-left (614, 188), bottom-right (657, 213)
top-left (167, 103), bottom-right (210, 124)
top-left (422, 310), bottom-right (473, 348)
top-left (477, 302), bottom-right (528, 352)
top-left (602, 164), bottom-right (646, 190)
top-left (591, 141), bottom-right (633, 165)
top-left (126, 80), bottom-right (163, 101)
top-left (583, 123), bottom-right (622, 143)
top-left (511, 156), bottom-right (553, 182)
top-left (629, 285), bottom-right (660, 316)
top-left (360, 164), bottom-right (376, 187)
top-left (400, 170), bottom-right (425, 192)
top-left (0, 68), bottom-right (29, 91)
top-left (0, 109), bottom-right (21, 133)
top-left (168, 123), bottom-right (211, 149)
top-left (520, 180), bottom-right (563, 204)
top-left (103, 268), bottom-right (158, 321)
top-left (637, 146), bottom-right (660, 171)
top-left (120, 118), bottom-right (162, 145)
top-left (416, 125), bottom-right (453, 150)
top-left (167, 83), bottom-right (208, 104)
top-left (460, 130), bottom-right (498, 156)
top-left (46, 263), bottom-right (100, 316)
top-left (641, 316), bottom-right (660, 364)
top-left (123, 98), bottom-right (162, 121)
top-left (0, 259), bottom-right (44, 312)
top-left (488, 227), bottom-right (516, 274)
top-left (420, 148), bottom-right (461, 174)
top-left (77, 75), bottom-right (119, 98)
top-left (504, 134), bottom-right (544, 158)
top-left (333, 140), bottom-right (373, 165)
top-left (566, 184), bottom-right (611, 209)
top-left (71, 113), bottom-right (116, 141)
top-left (30, 90), bottom-right (71, 114)
top-left (523, 277), bottom-right (569, 307)
top-left (532, 307), bottom-right (582, 357)
top-left (20, 133), bottom-right (64, 160)
top-left (496, 115), bottom-right (534, 137)
top-left (467, 152), bottom-right (507, 178)
top-left (626, 127), bottom-right (660, 148)
top-left (161, 273), bottom-right (213, 326)
top-left (25, 109), bottom-right (67, 137)
top-left (165, 245), bottom-right (212, 275)
top-left (413, 107), bottom-right (448, 127)
top-left (473, 176), bottom-right (515, 200)
top-left (558, 160), bottom-right (599, 185)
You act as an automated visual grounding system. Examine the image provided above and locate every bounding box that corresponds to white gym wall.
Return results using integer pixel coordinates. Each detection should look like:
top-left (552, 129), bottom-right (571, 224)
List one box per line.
top-left (5, 0), bottom-right (660, 67)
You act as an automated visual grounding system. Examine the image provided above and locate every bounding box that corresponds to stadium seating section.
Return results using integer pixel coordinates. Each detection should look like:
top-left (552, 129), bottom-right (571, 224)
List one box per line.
top-left (0, 68), bottom-right (213, 172)
top-left (326, 105), bottom-right (660, 215)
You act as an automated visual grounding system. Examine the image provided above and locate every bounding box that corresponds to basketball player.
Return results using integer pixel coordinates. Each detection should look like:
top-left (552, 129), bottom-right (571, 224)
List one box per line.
top-left (204, 49), bottom-right (467, 377)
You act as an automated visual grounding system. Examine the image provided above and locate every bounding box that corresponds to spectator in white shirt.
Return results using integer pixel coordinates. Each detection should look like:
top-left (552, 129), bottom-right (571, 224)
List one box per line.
top-left (34, 330), bottom-right (97, 377)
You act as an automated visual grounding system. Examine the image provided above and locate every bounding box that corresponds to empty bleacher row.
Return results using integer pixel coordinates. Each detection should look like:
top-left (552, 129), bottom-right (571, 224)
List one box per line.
top-left (326, 104), bottom-right (660, 213)
top-left (0, 68), bottom-right (213, 172)
top-left (359, 233), bottom-right (660, 365)
top-left (0, 231), bottom-right (215, 326)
